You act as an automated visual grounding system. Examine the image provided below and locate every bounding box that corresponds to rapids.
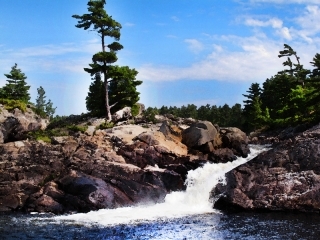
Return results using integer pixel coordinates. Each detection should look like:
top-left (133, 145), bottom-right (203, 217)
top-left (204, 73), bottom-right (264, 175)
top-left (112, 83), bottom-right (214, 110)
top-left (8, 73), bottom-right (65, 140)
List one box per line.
top-left (54, 145), bottom-right (270, 226)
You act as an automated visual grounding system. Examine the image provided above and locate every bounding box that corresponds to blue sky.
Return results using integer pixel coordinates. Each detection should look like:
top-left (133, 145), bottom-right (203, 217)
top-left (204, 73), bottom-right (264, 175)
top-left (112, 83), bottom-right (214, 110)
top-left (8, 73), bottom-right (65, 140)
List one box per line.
top-left (1, 0), bottom-right (320, 116)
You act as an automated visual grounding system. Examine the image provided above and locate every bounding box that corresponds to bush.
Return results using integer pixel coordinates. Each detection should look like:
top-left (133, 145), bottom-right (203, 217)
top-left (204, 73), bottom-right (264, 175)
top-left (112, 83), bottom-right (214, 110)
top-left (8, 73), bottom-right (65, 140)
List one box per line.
top-left (0, 98), bottom-right (27, 112)
top-left (67, 125), bottom-right (88, 133)
top-left (97, 121), bottom-right (114, 130)
top-left (131, 104), bottom-right (140, 117)
top-left (28, 130), bottom-right (52, 143)
top-left (143, 107), bottom-right (159, 123)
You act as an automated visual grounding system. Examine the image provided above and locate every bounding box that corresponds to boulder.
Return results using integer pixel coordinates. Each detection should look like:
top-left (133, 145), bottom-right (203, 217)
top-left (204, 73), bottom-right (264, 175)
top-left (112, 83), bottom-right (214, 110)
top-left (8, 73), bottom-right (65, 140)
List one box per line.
top-left (209, 148), bottom-right (237, 163)
top-left (112, 107), bottom-right (132, 122)
top-left (0, 106), bottom-right (49, 143)
top-left (182, 121), bottom-right (218, 150)
top-left (220, 127), bottom-right (250, 157)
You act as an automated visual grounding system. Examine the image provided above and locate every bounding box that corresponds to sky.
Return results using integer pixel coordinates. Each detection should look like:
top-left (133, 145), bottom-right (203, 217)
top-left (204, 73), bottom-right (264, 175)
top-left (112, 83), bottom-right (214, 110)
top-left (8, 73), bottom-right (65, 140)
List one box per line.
top-left (0, 0), bottom-right (320, 116)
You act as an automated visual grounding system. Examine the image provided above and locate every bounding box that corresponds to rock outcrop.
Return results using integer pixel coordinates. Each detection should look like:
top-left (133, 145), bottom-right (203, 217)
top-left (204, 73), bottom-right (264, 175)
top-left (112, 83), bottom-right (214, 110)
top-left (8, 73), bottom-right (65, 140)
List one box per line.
top-left (0, 108), bottom-right (252, 214)
top-left (220, 127), bottom-right (250, 157)
top-left (0, 105), bottom-right (48, 143)
top-left (213, 123), bottom-right (320, 213)
top-left (0, 131), bottom-right (185, 213)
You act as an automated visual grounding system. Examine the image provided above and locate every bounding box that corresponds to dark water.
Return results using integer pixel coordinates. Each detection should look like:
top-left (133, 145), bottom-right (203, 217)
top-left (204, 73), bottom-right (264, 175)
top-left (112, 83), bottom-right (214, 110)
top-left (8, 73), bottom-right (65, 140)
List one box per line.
top-left (1, 212), bottom-right (320, 240)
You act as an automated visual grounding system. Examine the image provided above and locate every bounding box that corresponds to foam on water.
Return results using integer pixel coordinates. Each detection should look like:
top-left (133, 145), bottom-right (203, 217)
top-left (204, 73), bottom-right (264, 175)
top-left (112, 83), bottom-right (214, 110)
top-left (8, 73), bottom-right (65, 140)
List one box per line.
top-left (55, 145), bottom-right (269, 226)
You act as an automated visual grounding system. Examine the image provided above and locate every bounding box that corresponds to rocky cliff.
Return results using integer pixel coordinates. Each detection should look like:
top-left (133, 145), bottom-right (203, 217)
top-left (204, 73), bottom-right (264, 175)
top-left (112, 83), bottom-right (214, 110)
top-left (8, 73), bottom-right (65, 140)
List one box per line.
top-left (213, 123), bottom-right (320, 213)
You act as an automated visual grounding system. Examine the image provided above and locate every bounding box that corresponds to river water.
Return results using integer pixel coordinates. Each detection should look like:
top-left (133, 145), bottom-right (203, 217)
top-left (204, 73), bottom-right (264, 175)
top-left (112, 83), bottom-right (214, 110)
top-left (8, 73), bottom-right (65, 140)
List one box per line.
top-left (1, 145), bottom-right (320, 239)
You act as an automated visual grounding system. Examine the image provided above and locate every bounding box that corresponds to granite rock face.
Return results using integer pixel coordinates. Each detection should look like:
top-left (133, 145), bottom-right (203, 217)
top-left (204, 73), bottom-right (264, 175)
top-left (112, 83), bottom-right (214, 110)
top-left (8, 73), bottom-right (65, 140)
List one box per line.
top-left (213, 124), bottom-right (320, 213)
top-left (0, 109), bottom-right (252, 214)
top-left (0, 131), bottom-right (186, 213)
top-left (0, 106), bottom-right (48, 143)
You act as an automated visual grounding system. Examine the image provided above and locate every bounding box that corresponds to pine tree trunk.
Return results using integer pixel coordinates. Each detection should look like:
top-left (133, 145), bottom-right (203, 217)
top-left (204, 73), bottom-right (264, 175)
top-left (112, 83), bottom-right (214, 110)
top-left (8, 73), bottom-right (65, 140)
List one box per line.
top-left (101, 35), bottom-right (112, 121)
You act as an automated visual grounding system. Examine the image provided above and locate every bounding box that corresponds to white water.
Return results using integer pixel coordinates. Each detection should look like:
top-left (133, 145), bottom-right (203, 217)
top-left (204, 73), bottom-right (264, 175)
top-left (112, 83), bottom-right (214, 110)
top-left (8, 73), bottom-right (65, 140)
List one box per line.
top-left (55, 145), bottom-right (269, 226)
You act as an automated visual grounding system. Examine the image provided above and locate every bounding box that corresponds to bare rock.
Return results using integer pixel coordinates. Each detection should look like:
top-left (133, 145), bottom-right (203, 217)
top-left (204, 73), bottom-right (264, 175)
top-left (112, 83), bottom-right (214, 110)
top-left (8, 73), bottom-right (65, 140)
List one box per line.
top-left (112, 107), bottom-right (132, 122)
top-left (0, 106), bottom-right (49, 143)
top-left (182, 121), bottom-right (218, 150)
top-left (220, 127), bottom-right (250, 157)
top-left (213, 124), bottom-right (320, 213)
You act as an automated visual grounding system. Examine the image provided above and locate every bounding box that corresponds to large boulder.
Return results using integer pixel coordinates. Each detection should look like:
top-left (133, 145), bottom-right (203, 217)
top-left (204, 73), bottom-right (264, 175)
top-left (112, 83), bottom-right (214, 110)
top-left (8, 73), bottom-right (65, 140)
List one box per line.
top-left (0, 106), bottom-right (49, 143)
top-left (112, 107), bottom-right (132, 122)
top-left (220, 127), bottom-right (250, 157)
top-left (182, 121), bottom-right (218, 151)
top-left (213, 124), bottom-right (320, 213)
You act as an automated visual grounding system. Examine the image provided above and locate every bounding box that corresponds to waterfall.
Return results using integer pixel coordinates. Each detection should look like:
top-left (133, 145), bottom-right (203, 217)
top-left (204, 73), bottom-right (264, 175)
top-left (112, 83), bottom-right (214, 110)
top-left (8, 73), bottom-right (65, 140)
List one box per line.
top-left (55, 145), bottom-right (269, 226)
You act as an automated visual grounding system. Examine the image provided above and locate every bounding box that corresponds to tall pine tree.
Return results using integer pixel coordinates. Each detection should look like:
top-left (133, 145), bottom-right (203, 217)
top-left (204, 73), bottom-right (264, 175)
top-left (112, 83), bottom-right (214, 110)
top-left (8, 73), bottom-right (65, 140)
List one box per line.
top-left (73, 0), bottom-right (123, 120)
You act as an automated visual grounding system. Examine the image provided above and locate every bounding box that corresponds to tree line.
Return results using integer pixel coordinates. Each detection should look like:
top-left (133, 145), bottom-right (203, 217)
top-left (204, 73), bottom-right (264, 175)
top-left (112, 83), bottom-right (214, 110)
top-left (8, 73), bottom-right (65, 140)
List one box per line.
top-left (144, 44), bottom-right (320, 133)
top-left (144, 103), bottom-right (243, 129)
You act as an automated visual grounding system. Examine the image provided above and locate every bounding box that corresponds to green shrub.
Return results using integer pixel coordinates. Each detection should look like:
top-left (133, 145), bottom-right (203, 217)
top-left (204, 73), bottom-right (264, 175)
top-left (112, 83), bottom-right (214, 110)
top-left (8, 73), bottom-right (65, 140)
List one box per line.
top-left (67, 125), bottom-right (88, 133)
top-left (97, 121), bottom-right (114, 130)
top-left (131, 104), bottom-right (140, 117)
top-left (28, 130), bottom-right (52, 143)
top-left (0, 98), bottom-right (27, 112)
top-left (143, 107), bottom-right (159, 123)
top-left (31, 106), bottom-right (47, 118)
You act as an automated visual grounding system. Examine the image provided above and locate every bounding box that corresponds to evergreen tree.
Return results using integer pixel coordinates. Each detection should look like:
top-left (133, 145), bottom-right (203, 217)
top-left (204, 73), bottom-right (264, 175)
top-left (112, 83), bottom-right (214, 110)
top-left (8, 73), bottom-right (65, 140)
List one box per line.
top-left (44, 99), bottom-right (57, 119)
top-left (108, 66), bottom-right (142, 113)
top-left (219, 104), bottom-right (231, 127)
top-left (242, 83), bottom-right (267, 131)
top-left (36, 86), bottom-right (46, 111)
top-left (197, 104), bottom-right (211, 121)
top-left (278, 44), bottom-right (310, 86)
top-left (260, 74), bottom-right (295, 120)
top-left (209, 105), bottom-right (220, 124)
top-left (1, 63), bottom-right (30, 103)
top-left (86, 73), bottom-right (105, 116)
top-left (35, 86), bottom-right (56, 118)
top-left (73, 0), bottom-right (123, 121)
top-left (229, 103), bottom-right (243, 128)
top-left (159, 105), bottom-right (169, 115)
top-left (306, 53), bottom-right (320, 119)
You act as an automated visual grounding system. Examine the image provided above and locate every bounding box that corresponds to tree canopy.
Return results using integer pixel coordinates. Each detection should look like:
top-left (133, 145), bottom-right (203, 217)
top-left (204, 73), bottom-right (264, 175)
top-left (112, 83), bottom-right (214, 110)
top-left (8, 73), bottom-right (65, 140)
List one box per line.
top-left (0, 63), bottom-right (30, 103)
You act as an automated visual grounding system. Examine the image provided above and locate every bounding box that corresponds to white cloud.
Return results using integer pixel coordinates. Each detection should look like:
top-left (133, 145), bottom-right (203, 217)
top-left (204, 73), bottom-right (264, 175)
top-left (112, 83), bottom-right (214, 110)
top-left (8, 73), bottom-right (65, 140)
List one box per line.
top-left (0, 39), bottom-right (100, 73)
top-left (245, 17), bottom-right (283, 29)
top-left (184, 39), bottom-right (204, 53)
top-left (171, 16), bottom-right (180, 22)
top-left (295, 5), bottom-right (320, 38)
top-left (138, 33), bottom-right (319, 83)
top-left (277, 27), bottom-right (292, 40)
top-left (213, 44), bottom-right (223, 52)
